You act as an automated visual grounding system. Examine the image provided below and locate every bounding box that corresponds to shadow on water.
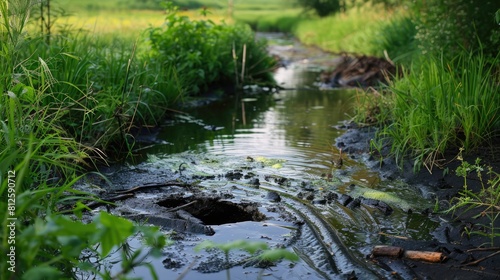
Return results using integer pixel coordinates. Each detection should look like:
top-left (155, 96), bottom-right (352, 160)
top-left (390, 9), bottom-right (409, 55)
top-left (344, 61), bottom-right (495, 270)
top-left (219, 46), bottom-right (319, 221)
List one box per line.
top-left (102, 33), bottom-right (440, 280)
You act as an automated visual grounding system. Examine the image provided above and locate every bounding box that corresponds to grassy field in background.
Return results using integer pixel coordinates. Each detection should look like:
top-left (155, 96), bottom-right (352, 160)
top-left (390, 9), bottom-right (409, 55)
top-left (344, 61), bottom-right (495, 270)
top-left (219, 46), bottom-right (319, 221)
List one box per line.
top-left (50, 0), bottom-right (399, 56)
top-left (293, 5), bottom-right (407, 56)
top-left (55, 0), bottom-right (294, 11)
top-left (50, 0), bottom-right (298, 35)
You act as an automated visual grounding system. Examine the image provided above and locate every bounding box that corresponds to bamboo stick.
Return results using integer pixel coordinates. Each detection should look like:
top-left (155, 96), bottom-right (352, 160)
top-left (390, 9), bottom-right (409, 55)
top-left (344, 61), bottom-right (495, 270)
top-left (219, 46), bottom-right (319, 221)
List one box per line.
top-left (241, 44), bottom-right (246, 84)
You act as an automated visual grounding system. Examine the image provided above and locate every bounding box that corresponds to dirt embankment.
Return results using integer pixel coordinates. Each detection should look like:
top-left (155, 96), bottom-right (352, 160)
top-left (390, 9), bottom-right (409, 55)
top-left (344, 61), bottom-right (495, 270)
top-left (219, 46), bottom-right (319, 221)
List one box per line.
top-left (320, 54), bottom-right (397, 88)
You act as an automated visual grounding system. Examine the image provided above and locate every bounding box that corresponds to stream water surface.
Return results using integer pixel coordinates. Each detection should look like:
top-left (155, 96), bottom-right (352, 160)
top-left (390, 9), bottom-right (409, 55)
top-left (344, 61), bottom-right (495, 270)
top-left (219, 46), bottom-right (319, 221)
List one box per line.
top-left (101, 34), bottom-right (440, 280)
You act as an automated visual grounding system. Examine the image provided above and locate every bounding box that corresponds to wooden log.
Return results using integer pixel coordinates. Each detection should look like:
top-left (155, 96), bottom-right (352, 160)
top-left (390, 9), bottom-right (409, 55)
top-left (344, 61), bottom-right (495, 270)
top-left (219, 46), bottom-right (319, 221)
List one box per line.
top-left (371, 245), bottom-right (444, 263)
top-left (372, 245), bottom-right (404, 258)
top-left (404, 250), bottom-right (444, 263)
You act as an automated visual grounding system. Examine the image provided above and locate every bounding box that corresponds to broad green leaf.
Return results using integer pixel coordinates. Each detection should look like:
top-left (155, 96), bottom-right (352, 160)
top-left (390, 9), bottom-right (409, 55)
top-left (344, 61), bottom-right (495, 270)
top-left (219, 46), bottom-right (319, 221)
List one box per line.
top-left (41, 215), bottom-right (96, 237)
top-left (22, 265), bottom-right (63, 280)
top-left (57, 235), bottom-right (86, 258)
top-left (96, 212), bottom-right (134, 257)
top-left (259, 249), bottom-right (299, 262)
top-left (73, 201), bottom-right (91, 219)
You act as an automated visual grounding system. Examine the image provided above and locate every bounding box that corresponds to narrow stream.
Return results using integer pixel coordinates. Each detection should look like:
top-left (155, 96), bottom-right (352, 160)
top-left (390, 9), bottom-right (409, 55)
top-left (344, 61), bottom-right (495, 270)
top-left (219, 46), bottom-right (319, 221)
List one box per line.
top-left (103, 33), bottom-right (440, 280)
top-left (135, 33), bottom-right (375, 182)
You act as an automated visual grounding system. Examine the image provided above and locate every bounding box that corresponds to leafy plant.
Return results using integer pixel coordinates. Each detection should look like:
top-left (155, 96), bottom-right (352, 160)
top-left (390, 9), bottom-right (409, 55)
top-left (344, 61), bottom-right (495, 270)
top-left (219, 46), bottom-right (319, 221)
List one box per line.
top-left (0, 118), bottom-right (169, 279)
top-left (1, 2), bottom-right (170, 279)
top-left (0, 81), bottom-right (168, 279)
top-left (447, 154), bottom-right (500, 246)
top-left (147, 1), bottom-right (276, 95)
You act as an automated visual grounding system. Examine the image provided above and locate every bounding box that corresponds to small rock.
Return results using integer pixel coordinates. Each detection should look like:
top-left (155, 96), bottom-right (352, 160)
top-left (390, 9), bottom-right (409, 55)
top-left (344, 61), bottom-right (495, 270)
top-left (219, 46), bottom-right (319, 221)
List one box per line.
top-left (324, 191), bottom-right (338, 202)
top-left (248, 178), bottom-right (260, 187)
top-left (225, 170), bottom-right (243, 180)
top-left (297, 191), bottom-right (314, 200)
top-left (338, 194), bottom-right (353, 206)
top-left (204, 226), bottom-right (215, 236)
top-left (312, 199), bottom-right (326, 205)
top-left (162, 257), bottom-right (183, 269)
top-left (304, 192), bottom-right (315, 201)
top-left (346, 198), bottom-right (361, 209)
top-left (266, 191), bottom-right (281, 202)
top-left (244, 172), bottom-right (256, 179)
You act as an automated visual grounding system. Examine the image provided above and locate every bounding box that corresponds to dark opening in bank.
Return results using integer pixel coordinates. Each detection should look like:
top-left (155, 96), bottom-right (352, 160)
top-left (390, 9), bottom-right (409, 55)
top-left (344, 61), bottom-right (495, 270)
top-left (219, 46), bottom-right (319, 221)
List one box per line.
top-left (157, 197), bottom-right (266, 225)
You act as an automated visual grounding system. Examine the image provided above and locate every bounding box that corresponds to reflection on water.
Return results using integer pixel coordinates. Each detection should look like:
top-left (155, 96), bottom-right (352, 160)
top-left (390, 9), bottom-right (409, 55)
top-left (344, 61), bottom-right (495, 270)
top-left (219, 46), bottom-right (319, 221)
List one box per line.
top-left (142, 63), bottom-right (356, 178)
top-left (133, 33), bottom-right (437, 242)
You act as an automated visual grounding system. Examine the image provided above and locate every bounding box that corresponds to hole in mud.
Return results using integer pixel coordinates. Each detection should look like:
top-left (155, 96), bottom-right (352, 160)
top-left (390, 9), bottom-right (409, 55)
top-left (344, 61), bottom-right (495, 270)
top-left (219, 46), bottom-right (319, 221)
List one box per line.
top-left (157, 197), bottom-right (265, 225)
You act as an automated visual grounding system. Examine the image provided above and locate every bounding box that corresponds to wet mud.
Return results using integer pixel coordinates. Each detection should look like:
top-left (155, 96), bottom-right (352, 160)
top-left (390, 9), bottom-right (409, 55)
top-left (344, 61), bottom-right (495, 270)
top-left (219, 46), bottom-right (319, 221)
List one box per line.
top-left (80, 136), bottom-right (500, 280)
top-left (83, 152), bottom-right (403, 279)
top-left (336, 124), bottom-right (500, 279)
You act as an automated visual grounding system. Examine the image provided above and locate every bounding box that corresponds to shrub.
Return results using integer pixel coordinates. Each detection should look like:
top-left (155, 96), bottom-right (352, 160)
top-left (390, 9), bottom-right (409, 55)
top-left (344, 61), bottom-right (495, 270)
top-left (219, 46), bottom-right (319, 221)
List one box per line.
top-left (147, 2), bottom-right (276, 95)
top-left (413, 0), bottom-right (500, 59)
top-left (295, 0), bottom-right (341, 17)
top-left (447, 155), bottom-right (500, 247)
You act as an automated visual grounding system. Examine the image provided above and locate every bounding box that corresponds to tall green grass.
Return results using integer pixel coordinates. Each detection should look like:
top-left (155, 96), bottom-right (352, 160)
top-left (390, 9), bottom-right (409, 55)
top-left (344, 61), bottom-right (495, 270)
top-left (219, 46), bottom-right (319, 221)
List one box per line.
top-left (3, 0), bottom-right (278, 157)
top-left (369, 14), bottom-right (417, 65)
top-left (10, 29), bottom-right (184, 156)
top-left (233, 9), bottom-right (304, 32)
top-left (380, 51), bottom-right (500, 171)
top-left (1, 1), bottom-right (168, 278)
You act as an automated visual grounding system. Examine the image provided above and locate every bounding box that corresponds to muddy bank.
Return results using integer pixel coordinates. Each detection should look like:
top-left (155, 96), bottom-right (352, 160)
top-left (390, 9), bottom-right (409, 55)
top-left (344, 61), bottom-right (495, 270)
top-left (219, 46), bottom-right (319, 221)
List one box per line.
top-left (336, 123), bottom-right (500, 279)
top-left (320, 54), bottom-right (397, 88)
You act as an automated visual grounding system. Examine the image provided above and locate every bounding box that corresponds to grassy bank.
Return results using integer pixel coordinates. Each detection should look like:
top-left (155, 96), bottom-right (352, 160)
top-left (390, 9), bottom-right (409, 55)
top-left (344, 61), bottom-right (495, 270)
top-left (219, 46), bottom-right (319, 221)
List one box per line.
top-left (289, 1), bottom-right (499, 170)
top-left (47, 0), bottom-right (301, 34)
top-left (0, 1), bottom-right (277, 278)
top-left (291, 4), bottom-right (416, 63)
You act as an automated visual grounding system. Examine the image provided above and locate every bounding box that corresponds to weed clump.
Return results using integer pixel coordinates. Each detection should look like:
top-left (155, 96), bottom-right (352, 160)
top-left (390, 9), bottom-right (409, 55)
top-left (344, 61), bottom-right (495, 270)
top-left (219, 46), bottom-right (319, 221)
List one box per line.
top-left (447, 153), bottom-right (500, 247)
top-left (147, 2), bottom-right (276, 95)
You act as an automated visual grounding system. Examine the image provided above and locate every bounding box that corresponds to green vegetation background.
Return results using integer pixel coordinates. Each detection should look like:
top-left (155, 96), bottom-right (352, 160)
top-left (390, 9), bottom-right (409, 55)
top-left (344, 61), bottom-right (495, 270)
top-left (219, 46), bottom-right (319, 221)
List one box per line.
top-left (1, 0), bottom-right (499, 279)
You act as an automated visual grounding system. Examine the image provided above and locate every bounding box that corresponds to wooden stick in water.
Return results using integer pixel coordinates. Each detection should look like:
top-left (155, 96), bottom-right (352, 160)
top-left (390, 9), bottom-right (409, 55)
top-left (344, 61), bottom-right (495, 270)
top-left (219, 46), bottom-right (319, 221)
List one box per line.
top-left (372, 245), bottom-right (444, 263)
